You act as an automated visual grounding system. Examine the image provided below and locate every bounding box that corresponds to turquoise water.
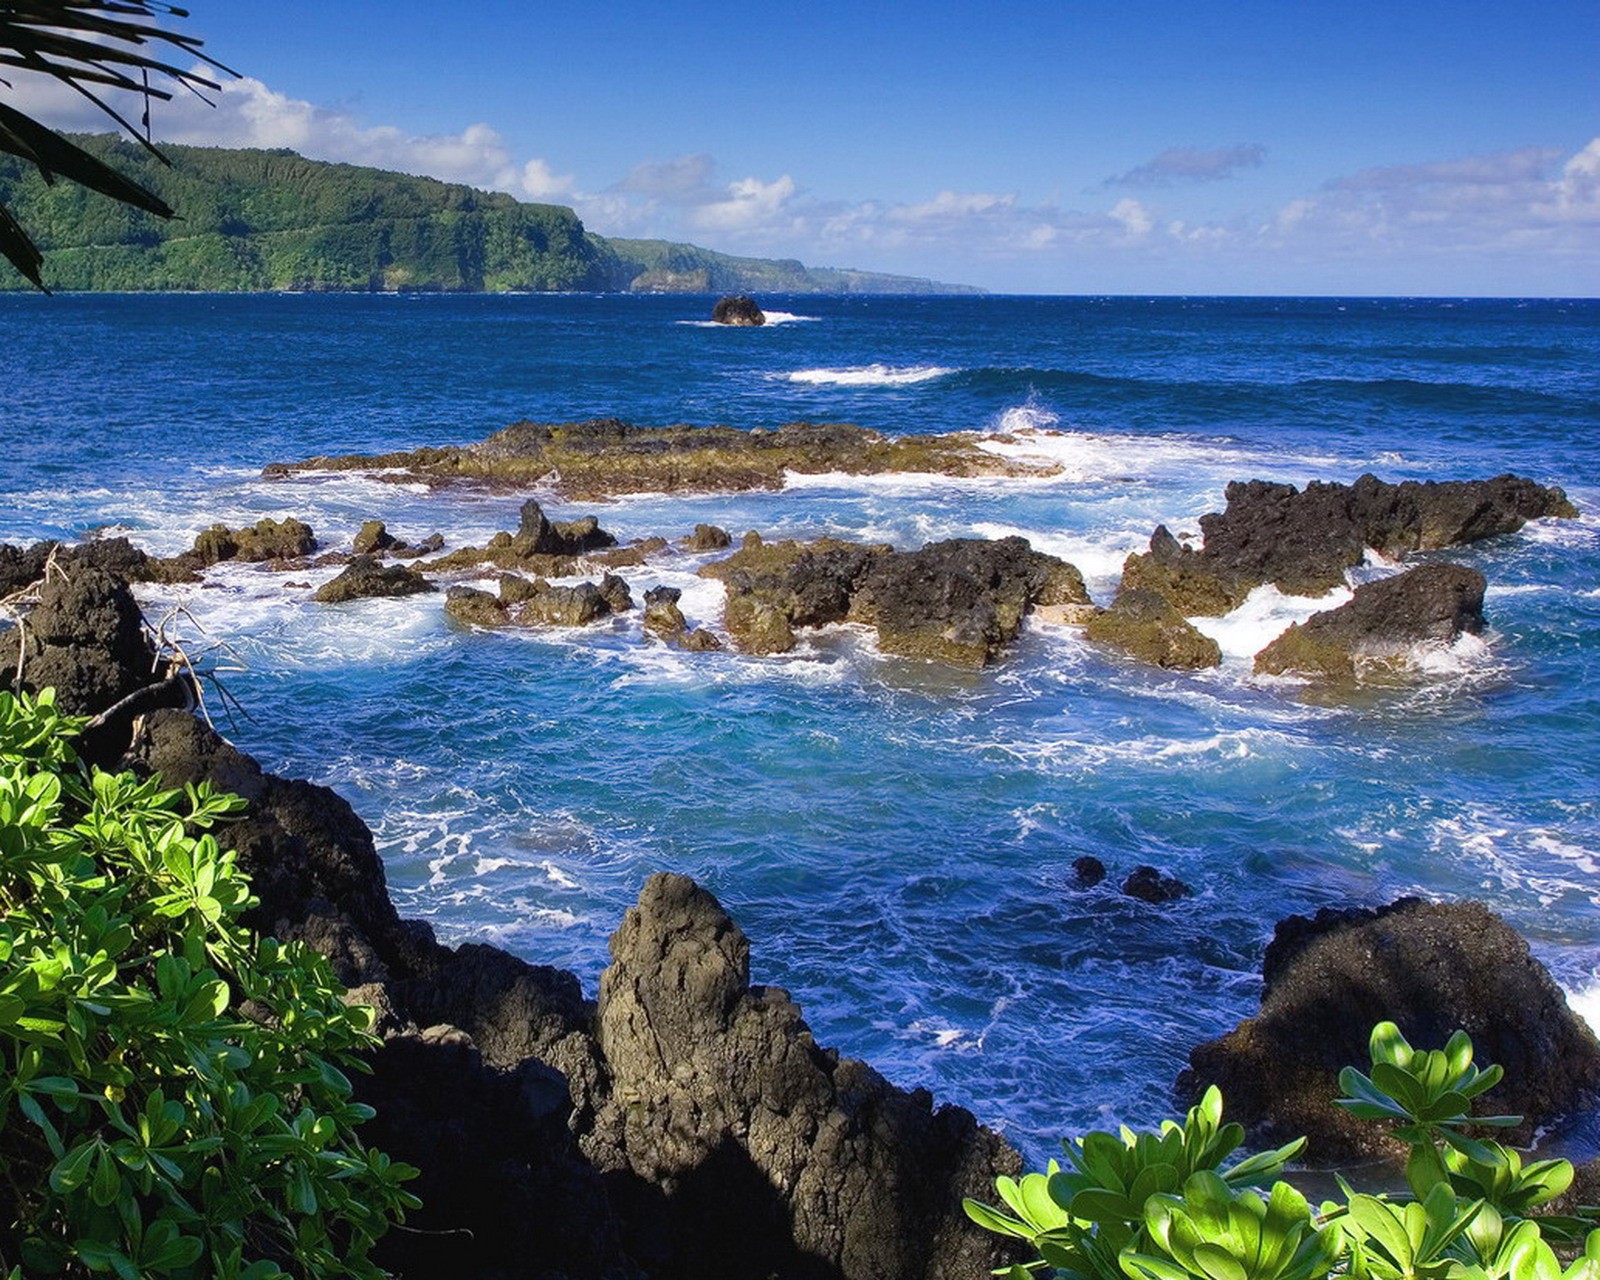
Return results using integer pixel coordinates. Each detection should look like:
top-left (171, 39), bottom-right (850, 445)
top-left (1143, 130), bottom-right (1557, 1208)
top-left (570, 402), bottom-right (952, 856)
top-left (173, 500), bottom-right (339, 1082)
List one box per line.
top-left (3, 293), bottom-right (1599, 1159)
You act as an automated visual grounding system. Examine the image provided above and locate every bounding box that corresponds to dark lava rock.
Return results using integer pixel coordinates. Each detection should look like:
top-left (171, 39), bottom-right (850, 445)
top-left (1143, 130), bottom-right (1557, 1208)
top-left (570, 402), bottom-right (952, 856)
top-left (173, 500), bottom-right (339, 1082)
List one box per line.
top-left (1124, 474), bottom-right (1575, 614)
top-left (1084, 588), bottom-right (1222, 669)
top-left (598, 572), bottom-right (634, 614)
top-left (515, 499), bottom-right (617, 557)
top-left (683, 523), bottom-right (733, 552)
top-left (702, 537), bottom-right (888, 655)
top-left (642, 585), bottom-right (689, 642)
top-left (1254, 563), bottom-right (1486, 679)
top-left (510, 580), bottom-right (610, 628)
top-left (0, 541), bottom-right (57, 595)
top-left (592, 872), bottom-right (1020, 1279)
top-left (313, 556), bottom-right (436, 604)
top-left (1183, 898), bottom-right (1600, 1159)
top-left (1120, 865), bottom-right (1191, 904)
top-left (852, 537), bottom-right (1092, 668)
top-left (682, 628), bottom-right (723, 652)
top-left (2, 565), bottom-right (187, 765)
top-left (16, 567), bottom-right (1023, 1279)
top-left (445, 586), bottom-right (511, 628)
top-left (711, 295), bottom-right (766, 326)
top-left (1072, 856), bottom-right (1107, 888)
top-left (353, 520), bottom-right (397, 555)
top-left (192, 516), bottom-right (317, 565)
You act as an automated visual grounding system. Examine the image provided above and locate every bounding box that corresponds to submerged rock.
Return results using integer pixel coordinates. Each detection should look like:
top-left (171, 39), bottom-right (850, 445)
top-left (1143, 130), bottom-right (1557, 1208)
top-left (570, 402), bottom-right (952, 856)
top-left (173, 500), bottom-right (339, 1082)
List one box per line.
top-left (1253, 563), bottom-right (1485, 679)
top-left (1071, 856), bottom-right (1107, 888)
top-left (1182, 898), bottom-right (1600, 1158)
top-left (1084, 588), bottom-right (1222, 669)
top-left (313, 556), bottom-right (436, 604)
top-left (266, 416), bottom-right (1058, 500)
top-left (1121, 865), bottom-right (1191, 903)
top-left (711, 294), bottom-right (766, 326)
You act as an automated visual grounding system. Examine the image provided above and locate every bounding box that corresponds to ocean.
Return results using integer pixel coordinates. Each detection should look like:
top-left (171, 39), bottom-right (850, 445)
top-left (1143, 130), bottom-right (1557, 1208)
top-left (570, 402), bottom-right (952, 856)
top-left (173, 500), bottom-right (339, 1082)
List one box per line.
top-left (3, 292), bottom-right (1598, 1161)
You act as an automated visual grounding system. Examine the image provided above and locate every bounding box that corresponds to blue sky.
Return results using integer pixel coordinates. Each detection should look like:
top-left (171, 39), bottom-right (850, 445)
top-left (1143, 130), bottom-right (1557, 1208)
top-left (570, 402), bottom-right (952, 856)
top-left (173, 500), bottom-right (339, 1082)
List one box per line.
top-left (17, 0), bottom-right (1600, 293)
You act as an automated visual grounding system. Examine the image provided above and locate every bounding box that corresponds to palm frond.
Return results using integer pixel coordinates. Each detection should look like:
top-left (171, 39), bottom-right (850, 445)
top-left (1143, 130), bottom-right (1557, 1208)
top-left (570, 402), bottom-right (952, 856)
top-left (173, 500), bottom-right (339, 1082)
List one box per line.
top-left (0, 1), bottom-right (234, 289)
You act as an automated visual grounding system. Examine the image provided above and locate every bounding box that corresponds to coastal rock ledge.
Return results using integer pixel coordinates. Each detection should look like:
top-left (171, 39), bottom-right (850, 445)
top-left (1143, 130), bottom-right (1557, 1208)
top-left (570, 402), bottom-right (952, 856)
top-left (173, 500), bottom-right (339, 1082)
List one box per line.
top-left (4, 565), bottom-right (1020, 1280)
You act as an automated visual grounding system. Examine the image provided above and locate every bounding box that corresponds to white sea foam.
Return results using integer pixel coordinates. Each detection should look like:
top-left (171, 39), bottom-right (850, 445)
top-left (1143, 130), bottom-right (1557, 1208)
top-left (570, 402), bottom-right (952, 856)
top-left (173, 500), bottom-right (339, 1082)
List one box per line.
top-left (1190, 584), bottom-right (1352, 665)
top-left (782, 364), bottom-right (954, 387)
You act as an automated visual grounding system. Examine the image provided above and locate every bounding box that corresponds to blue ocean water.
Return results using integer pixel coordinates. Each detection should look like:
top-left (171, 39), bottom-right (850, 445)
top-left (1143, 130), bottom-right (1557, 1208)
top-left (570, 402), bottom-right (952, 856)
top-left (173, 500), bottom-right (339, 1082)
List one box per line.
top-left (3, 293), bottom-right (1599, 1160)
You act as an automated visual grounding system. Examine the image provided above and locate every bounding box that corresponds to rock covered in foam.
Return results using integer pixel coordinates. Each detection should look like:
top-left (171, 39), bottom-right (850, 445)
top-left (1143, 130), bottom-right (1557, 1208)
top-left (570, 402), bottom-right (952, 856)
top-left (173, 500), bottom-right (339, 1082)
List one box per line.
top-left (1182, 898), bottom-right (1600, 1158)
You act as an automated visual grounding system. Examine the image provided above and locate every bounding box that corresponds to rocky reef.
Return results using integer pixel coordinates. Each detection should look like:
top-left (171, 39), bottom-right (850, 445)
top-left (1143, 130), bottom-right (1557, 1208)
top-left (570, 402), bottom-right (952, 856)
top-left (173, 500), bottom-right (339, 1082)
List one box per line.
top-left (3, 564), bottom-right (1021, 1280)
top-left (711, 295), bottom-right (766, 326)
top-left (1182, 898), bottom-right (1600, 1159)
top-left (1122, 473), bottom-right (1575, 615)
top-left (263, 417), bottom-right (1057, 499)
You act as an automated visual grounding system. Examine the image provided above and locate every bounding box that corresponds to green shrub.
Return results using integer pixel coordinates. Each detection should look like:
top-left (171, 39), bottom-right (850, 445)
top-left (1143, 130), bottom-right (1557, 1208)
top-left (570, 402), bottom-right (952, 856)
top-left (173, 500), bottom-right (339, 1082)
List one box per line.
top-left (967, 1021), bottom-right (1600, 1280)
top-left (0, 689), bottom-right (418, 1278)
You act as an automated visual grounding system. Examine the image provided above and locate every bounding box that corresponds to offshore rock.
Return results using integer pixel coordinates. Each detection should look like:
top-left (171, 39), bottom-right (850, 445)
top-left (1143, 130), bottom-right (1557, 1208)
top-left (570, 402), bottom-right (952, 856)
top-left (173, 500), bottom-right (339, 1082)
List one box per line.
top-left (1254, 564), bottom-right (1486, 679)
top-left (352, 520), bottom-right (397, 555)
top-left (266, 417), bottom-right (1058, 500)
top-left (1183, 898), bottom-right (1600, 1159)
top-left (1121, 865), bottom-right (1192, 904)
top-left (711, 294), bottom-right (767, 325)
top-left (702, 537), bottom-right (887, 655)
top-left (1084, 588), bottom-right (1222, 669)
top-left (313, 556), bottom-right (436, 604)
top-left (853, 537), bottom-right (1092, 668)
top-left (190, 516), bottom-right (318, 566)
top-left (444, 586), bottom-right (511, 628)
top-left (682, 523), bottom-right (733, 552)
top-left (1124, 474), bottom-right (1575, 614)
top-left (591, 873), bottom-right (1021, 1279)
top-left (515, 498), bottom-right (617, 556)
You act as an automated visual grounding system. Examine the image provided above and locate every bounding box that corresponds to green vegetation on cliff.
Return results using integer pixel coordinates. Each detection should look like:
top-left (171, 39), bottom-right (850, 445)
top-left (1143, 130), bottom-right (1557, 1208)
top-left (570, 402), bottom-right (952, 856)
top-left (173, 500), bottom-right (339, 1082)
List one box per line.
top-left (0, 137), bottom-right (979, 294)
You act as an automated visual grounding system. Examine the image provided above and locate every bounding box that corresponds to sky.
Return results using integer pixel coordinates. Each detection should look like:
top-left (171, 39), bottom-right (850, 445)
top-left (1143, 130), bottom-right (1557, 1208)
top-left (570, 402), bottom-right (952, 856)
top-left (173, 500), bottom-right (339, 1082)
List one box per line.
top-left (12, 0), bottom-right (1600, 294)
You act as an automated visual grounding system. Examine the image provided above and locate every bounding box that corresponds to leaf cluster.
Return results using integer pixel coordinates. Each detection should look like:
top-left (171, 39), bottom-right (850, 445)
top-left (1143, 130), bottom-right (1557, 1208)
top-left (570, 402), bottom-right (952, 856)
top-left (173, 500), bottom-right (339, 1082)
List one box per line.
top-left (0, 688), bottom-right (418, 1278)
top-left (966, 1021), bottom-right (1600, 1280)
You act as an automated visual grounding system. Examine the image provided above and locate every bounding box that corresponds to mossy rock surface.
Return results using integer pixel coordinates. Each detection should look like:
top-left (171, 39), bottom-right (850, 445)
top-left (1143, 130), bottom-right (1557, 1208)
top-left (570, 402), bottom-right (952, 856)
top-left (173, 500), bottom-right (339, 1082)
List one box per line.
top-left (1085, 588), bottom-right (1221, 669)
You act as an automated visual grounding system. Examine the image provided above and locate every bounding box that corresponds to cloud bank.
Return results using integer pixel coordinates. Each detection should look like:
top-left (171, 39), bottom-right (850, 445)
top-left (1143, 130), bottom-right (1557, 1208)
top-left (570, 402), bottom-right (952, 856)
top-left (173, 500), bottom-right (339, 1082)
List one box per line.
top-left (5, 67), bottom-right (1596, 292)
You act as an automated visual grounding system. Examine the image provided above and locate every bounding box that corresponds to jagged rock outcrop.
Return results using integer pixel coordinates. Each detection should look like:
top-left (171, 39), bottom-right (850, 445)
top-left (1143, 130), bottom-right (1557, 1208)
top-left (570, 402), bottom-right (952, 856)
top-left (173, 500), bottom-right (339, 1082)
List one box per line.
top-left (0, 562), bottom-right (1015, 1278)
top-left (682, 524), bottom-right (732, 552)
top-left (1254, 564), bottom-right (1486, 678)
top-left (313, 556), bottom-right (437, 604)
top-left (1182, 898), bottom-right (1600, 1159)
top-left (590, 873), bottom-right (1020, 1280)
top-left (264, 417), bottom-right (1058, 500)
top-left (1084, 588), bottom-right (1221, 669)
top-left (191, 516), bottom-right (318, 566)
top-left (1123, 474), bottom-right (1575, 615)
top-left (853, 538), bottom-right (1093, 668)
top-left (427, 499), bottom-right (618, 576)
top-left (641, 586), bottom-right (722, 651)
top-left (711, 295), bottom-right (766, 326)
top-left (702, 537), bottom-right (887, 656)
top-left (700, 534), bottom-right (1092, 667)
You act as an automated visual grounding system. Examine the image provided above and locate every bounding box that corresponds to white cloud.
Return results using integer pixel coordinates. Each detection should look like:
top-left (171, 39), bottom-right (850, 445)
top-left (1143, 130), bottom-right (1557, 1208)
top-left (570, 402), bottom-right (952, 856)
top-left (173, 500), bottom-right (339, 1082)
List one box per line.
top-left (1, 67), bottom-right (575, 203)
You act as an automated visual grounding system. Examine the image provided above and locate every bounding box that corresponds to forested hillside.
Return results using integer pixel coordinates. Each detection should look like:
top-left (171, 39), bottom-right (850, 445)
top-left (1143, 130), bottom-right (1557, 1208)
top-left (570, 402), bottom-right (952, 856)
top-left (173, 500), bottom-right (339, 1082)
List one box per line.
top-left (0, 137), bottom-right (977, 294)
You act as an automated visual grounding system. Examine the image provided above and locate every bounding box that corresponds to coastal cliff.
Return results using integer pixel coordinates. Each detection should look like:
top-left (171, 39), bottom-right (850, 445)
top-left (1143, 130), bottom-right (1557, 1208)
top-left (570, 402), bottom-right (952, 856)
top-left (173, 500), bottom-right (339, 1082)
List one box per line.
top-left (3, 563), bottom-right (1019, 1279)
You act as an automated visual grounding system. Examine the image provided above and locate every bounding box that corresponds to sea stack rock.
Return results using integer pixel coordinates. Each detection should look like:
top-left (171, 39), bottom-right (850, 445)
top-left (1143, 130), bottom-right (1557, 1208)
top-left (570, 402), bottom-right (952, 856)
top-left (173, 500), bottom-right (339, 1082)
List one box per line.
top-left (1182, 898), bottom-right (1600, 1159)
top-left (711, 294), bottom-right (767, 326)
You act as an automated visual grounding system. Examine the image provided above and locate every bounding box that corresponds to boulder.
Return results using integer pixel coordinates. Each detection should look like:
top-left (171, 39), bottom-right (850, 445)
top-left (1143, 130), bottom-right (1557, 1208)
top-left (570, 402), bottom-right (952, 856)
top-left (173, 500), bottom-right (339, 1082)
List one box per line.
top-left (1072, 856), bottom-right (1107, 888)
top-left (642, 586), bottom-right (689, 642)
top-left (1254, 564), bottom-right (1485, 679)
top-left (1182, 898), bottom-right (1600, 1158)
top-left (852, 537), bottom-right (1092, 668)
top-left (509, 580), bottom-right (611, 628)
top-left (1084, 588), bottom-right (1221, 669)
top-left (353, 520), bottom-right (397, 555)
top-left (711, 295), bottom-right (766, 326)
top-left (1121, 866), bottom-right (1191, 904)
top-left (683, 523), bottom-right (733, 552)
top-left (312, 557), bottom-right (436, 604)
top-left (514, 499), bottom-right (617, 557)
top-left (444, 586), bottom-right (511, 628)
top-left (191, 516), bottom-right (317, 565)
top-left (591, 873), bottom-right (1021, 1279)
top-left (702, 537), bottom-right (887, 655)
top-left (598, 573), bottom-right (634, 614)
